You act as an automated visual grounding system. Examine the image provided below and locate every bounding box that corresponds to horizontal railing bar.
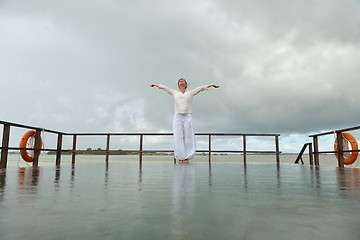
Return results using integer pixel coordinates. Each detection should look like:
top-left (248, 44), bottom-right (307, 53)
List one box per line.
top-left (62, 133), bottom-right (173, 136)
top-left (63, 150), bottom-right (280, 154)
top-left (313, 151), bottom-right (335, 154)
top-left (0, 120), bottom-right (43, 131)
top-left (1, 147), bottom-right (57, 151)
top-left (197, 133), bottom-right (280, 137)
top-left (310, 125), bottom-right (360, 137)
top-left (197, 150), bottom-right (280, 153)
top-left (61, 133), bottom-right (280, 137)
top-left (337, 126), bottom-right (360, 133)
top-left (0, 147), bottom-right (279, 153)
top-left (0, 120), bottom-right (64, 135)
top-left (309, 131), bottom-right (335, 137)
top-left (314, 149), bottom-right (360, 154)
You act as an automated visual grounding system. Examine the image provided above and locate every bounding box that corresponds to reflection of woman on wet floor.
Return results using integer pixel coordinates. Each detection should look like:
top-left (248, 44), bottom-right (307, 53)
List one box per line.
top-left (149, 78), bottom-right (219, 163)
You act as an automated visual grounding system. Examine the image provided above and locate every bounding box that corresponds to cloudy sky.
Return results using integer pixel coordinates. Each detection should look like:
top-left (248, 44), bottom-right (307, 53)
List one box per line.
top-left (1, 0), bottom-right (360, 153)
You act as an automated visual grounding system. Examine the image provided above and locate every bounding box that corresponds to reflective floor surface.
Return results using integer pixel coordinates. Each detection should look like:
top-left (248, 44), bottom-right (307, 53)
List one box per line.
top-left (1, 161), bottom-right (360, 240)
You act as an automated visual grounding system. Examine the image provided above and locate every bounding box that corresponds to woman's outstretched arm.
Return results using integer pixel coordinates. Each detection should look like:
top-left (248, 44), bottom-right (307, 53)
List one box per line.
top-left (190, 84), bottom-right (220, 96)
top-left (148, 83), bottom-right (175, 95)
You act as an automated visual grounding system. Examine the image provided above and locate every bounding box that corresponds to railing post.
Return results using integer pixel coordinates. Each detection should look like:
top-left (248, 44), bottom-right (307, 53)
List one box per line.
top-left (312, 136), bottom-right (319, 166)
top-left (0, 124), bottom-right (10, 169)
top-left (275, 135), bottom-right (280, 163)
top-left (105, 134), bottom-right (110, 163)
top-left (139, 134), bottom-right (143, 167)
top-left (72, 135), bottom-right (77, 164)
top-left (336, 131), bottom-right (344, 168)
top-left (56, 133), bottom-right (63, 166)
top-left (308, 143), bottom-right (313, 165)
top-left (32, 129), bottom-right (42, 167)
top-left (243, 135), bottom-right (246, 164)
top-left (208, 134), bottom-right (211, 164)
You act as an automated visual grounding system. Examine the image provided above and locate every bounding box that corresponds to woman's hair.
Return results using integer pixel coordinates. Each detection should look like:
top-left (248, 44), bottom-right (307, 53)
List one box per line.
top-left (178, 78), bottom-right (187, 89)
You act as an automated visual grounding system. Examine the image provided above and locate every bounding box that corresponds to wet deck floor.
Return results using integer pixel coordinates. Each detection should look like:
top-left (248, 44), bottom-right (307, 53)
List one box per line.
top-left (1, 161), bottom-right (360, 240)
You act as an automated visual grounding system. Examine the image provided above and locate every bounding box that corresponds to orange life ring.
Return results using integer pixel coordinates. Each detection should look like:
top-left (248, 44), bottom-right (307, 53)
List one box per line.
top-left (19, 130), bottom-right (42, 162)
top-left (334, 132), bottom-right (358, 165)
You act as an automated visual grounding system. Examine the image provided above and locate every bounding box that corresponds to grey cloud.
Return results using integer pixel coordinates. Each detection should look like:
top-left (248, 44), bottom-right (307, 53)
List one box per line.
top-left (1, 0), bottom-right (360, 152)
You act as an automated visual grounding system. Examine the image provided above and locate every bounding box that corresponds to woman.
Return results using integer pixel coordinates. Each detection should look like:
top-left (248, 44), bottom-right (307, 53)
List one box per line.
top-left (149, 78), bottom-right (219, 163)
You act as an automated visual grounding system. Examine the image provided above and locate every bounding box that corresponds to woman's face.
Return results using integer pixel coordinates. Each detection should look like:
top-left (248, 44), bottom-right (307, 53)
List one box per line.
top-left (178, 79), bottom-right (187, 89)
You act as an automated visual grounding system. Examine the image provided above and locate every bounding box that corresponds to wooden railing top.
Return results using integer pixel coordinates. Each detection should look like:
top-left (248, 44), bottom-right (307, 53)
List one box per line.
top-left (0, 120), bottom-right (279, 137)
top-left (309, 125), bottom-right (360, 137)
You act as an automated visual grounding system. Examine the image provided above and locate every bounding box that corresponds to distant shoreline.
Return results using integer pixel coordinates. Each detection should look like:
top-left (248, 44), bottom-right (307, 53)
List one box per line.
top-left (6, 150), bottom-right (305, 156)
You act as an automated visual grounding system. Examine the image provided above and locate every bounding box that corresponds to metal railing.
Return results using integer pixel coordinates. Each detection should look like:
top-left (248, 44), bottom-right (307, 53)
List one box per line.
top-left (0, 120), bottom-right (281, 169)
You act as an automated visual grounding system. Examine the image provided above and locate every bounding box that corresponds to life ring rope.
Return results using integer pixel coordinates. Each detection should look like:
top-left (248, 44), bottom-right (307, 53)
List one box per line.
top-left (334, 132), bottom-right (358, 165)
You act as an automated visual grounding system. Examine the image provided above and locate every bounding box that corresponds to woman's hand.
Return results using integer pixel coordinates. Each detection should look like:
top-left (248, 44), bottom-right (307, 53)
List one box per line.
top-left (148, 84), bottom-right (159, 87)
top-left (208, 84), bottom-right (220, 88)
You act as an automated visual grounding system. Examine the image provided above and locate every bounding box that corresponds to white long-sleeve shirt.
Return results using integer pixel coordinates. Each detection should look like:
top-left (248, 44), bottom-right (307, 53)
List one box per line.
top-left (157, 84), bottom-right (209, 113)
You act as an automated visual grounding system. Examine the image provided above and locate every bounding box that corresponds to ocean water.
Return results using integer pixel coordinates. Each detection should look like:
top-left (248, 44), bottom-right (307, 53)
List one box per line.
top-left (1, 152), bottom-right (344, 168)
top-left (0, 155), bottom-right (360, 240)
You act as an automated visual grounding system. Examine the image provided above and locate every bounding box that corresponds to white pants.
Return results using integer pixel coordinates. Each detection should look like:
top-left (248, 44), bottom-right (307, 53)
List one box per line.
top-left (173, 113), bottom-right (196, 160)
